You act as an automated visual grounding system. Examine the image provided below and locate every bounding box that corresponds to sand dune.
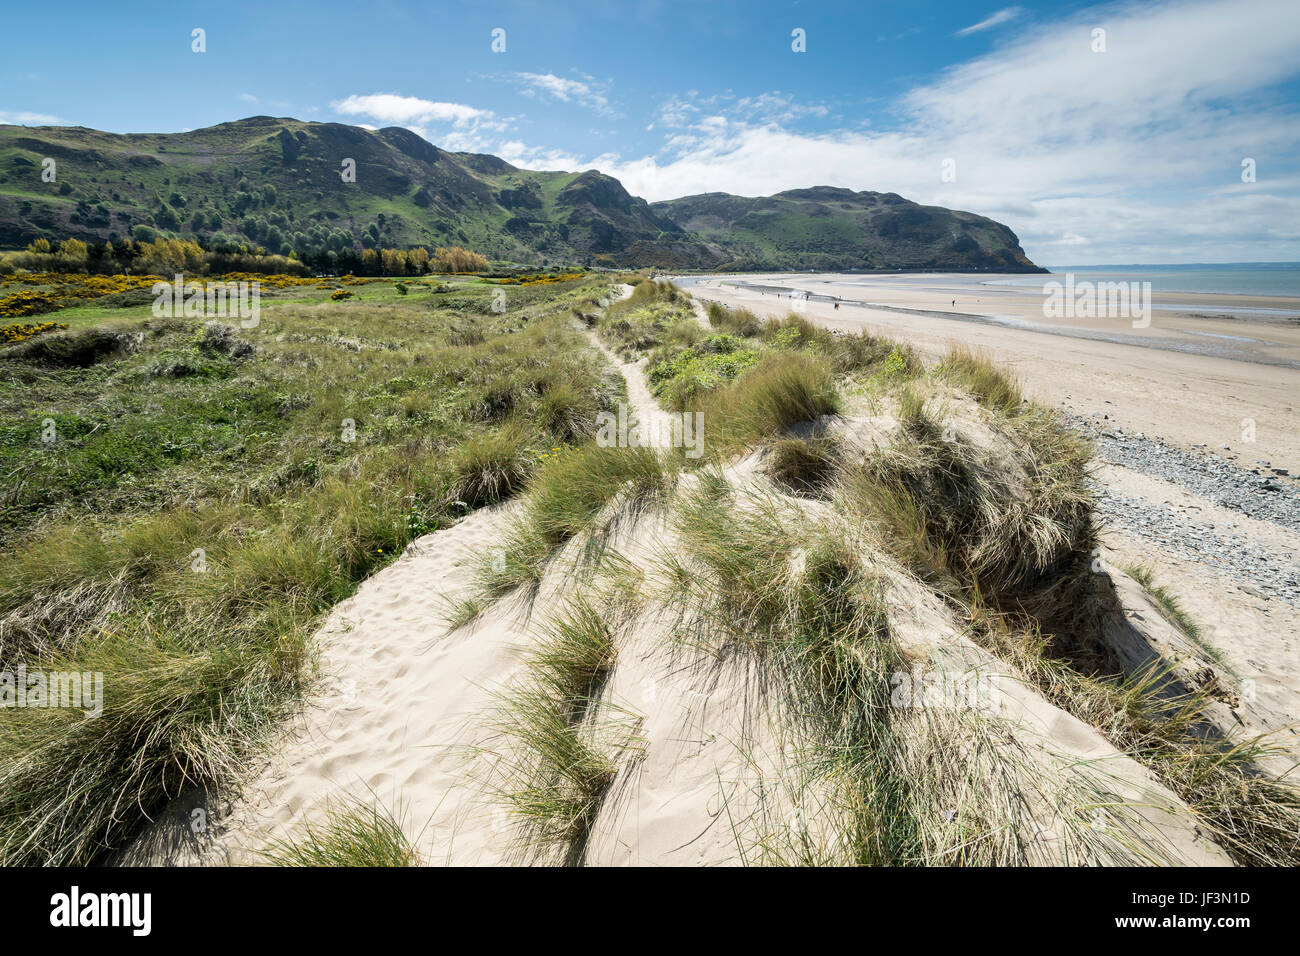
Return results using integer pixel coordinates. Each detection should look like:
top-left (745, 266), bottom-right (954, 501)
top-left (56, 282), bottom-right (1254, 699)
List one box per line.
top-left (119, 282), bottom-right (1272, 866)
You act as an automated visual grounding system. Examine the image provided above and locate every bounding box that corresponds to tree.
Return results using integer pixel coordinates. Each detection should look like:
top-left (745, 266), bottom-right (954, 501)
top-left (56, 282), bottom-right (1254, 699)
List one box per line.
top-left (155, 204), bottom-right (180, 230)
top-left (57, 239), bottom-right (89, 269)
top-left (432, 245), bottom-right (489, 273)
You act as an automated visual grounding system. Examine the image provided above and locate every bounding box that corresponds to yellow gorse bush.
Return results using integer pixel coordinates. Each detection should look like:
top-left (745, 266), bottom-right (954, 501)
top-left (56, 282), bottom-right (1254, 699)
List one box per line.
top-left (0, 272), bottom-right (322, 317)
top-left (0, 321), bottom-right (67, 344)
top-left (493, 272), bottom-right (585, 286)
top-left (0, 291), bottom-right (65, 318)
top-left (1, 273), bottom-right (166, 317)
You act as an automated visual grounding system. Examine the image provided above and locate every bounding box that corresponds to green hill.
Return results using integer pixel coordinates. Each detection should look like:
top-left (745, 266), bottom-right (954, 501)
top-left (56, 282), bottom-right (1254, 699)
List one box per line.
top-left (650, 186), bottom-right (1044, 272)
top-left (0, 118), bottom-right (1043, 272)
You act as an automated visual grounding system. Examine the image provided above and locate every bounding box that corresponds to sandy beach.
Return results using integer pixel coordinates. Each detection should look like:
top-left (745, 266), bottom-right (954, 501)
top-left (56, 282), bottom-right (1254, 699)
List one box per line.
top-left (676, 273), bottom-right (1300, 472)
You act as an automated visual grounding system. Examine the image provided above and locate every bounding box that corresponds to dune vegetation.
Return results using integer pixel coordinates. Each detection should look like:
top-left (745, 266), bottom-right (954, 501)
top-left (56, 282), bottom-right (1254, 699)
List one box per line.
top-left (2, 272), bottom-right (1294, 867)
top-left (451, 283), bottom-right (1299, 867)
top-left (0, 271), bottom-right (620, 864)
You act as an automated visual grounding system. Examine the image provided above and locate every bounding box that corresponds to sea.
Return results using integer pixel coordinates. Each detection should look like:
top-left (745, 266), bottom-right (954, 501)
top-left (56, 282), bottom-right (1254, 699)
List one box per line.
top-left (992, 262), bottom-right (1300, 298)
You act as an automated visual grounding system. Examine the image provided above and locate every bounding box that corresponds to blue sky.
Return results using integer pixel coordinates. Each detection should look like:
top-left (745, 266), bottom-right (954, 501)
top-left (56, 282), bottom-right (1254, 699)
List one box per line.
top-left (3, 0), bottom-right (1299, 264)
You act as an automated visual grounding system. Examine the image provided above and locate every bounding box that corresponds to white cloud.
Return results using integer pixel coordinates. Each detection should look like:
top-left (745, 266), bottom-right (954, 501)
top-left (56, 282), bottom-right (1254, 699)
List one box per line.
top-left (956, 7), bottom-right (1022, 36)
top-left (331, 93), bottom-right (499, 128)
top-left (239, 93), bottom-right (258, 104)
top-left (578, 0), bottom-right (1300, 262)
top-left (651, 90), bottom-right (831, 137)
top-left (329, 93), bottom-right (509, 154)
top-left (510, 72), bottom-right (616, 116)
top-left (495, 140), bottom-right (591, 171)
top-left (0, 110), bottom-right (62, 125)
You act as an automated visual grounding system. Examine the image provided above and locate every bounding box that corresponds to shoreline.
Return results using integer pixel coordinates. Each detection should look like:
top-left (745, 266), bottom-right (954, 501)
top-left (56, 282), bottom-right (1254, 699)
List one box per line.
top-left (672, 270), bottom-right (1300, 475)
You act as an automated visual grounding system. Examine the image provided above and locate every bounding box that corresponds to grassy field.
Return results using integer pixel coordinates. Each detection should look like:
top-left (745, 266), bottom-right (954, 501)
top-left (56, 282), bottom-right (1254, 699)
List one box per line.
top-left (0, 271), bottom-right (622, 864)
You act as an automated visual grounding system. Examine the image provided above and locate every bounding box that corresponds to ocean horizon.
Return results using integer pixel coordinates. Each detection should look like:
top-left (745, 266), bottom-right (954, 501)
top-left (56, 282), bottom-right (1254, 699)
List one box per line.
top-left (1007, 262), bottom-right (1300, 298)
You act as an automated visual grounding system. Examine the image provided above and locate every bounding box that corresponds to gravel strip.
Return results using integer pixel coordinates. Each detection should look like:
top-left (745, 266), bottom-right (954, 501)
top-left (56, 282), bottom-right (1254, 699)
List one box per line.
top-left (1093, 487), bottom-right (1300, 605)
top-left (1074, 416), bottom-right (1300, 532)
top-left (1069, 415), bottom-right (1300, 605)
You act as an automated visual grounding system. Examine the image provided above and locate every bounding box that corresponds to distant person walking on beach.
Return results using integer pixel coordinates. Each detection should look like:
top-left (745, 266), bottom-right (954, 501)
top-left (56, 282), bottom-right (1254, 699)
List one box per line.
top-left (952, 299), bottom-right (956, 308)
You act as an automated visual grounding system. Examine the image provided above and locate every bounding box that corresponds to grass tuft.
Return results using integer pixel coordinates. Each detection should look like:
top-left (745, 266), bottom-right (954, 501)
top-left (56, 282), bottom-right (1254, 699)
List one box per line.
top-left (449, 422), bottom-right (534, 508)
top-left (468, 443), bottom-right (675, 600)
top-left (939, 346), bottom-right (1023, 414)
top-left (704, 352), bottom-right (840, 454)
top-left (262, 797), bottom-right (420, 866)
top-left (766, 435), bottom-right (841, 494)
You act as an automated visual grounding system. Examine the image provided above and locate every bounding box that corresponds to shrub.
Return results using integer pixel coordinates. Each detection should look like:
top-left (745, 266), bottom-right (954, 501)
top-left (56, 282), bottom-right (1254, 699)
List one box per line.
top-left (0, 291), bottom-right (62, 318)
top-left (648, 334), bottom-right (761, 410)
top-left (0, 327), bottom-right (138, 368)
top-left (1, 322), bottom-right (67, 345)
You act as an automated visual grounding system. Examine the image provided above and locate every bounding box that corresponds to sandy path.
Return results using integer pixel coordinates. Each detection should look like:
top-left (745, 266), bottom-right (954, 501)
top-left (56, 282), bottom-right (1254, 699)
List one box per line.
top-left (122, 284), bottom-right (769, 866)
top-left (584, 283), bottom-right (694, 450)
top-left (117, 504), bottom-right (540, 865)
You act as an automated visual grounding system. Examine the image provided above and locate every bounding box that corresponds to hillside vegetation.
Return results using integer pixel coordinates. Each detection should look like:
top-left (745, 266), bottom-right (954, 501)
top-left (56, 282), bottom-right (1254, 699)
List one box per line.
top-left (652, 186), bottom-right (1044, 272)
top-left (0, 118), bottom-right (1041, 272)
